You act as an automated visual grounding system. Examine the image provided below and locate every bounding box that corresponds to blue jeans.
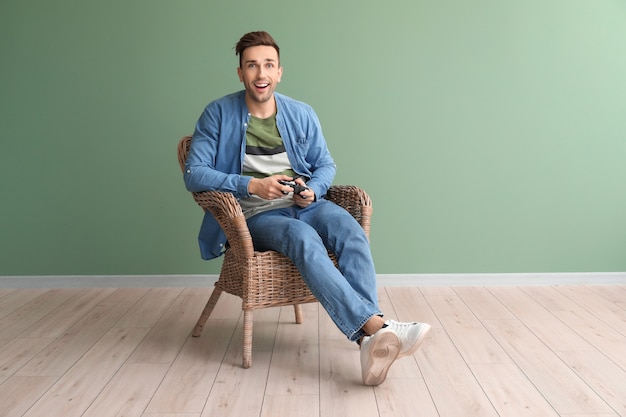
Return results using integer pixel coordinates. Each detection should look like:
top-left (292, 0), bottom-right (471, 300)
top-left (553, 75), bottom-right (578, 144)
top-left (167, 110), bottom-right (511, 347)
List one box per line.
top-left (246, 199), bottom-right (382, 342)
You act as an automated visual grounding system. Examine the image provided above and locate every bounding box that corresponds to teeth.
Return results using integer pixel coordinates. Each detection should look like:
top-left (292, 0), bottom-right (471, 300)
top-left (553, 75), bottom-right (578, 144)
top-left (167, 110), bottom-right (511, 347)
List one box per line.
top-left (256, 83), bottom-right (269, 88)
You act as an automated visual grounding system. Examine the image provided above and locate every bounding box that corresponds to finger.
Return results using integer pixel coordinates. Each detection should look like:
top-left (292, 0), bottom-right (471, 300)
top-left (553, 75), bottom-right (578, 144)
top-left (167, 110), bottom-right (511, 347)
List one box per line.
top-left (298, 191), bottom-right (311, 199)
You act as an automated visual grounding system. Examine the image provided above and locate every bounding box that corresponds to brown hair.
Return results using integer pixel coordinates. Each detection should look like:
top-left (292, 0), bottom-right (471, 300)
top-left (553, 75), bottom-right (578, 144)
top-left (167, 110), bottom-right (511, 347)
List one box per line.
top-left (235, 31), bottom-right (280, 68)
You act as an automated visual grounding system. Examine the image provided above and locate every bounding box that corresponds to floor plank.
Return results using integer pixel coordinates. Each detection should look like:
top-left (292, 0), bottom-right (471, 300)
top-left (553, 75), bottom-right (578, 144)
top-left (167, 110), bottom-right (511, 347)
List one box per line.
top-left (589, 286), bottom-right (626, 311)
top-left (17, 288), bottom-right (147, 377)
top-left (144, 319), bottom-right (236, 414)
top-left (415, 327), bottom-right (500, 417)
top-left (557, 350), bottom-right (626, 416)
top-left (0, 289), bottom-right (48, 321)
top-left (375, 377), bottom-right (439, 417)
top-left (261, 394), bottom-right (319, 417)
top-left (0, 376), bottom-right (58, 417)
top-left (425, 291), bottom-right (512, 364)
top-left (20, 288), bottom-right (117, 338)
top-left (127, 289), bottom-right (208, 364)
top-left (319, 339), bottom-right (379, 417)
top-left (471, 363), bottom-right (560, 416)
top-left (265, 304), bottom-right (320, 396)
top-left (22, 327), bottom-right (150, 417)
top-left (488, 286), bottom-right (595, 352)
top-left (556, 286), bottom-right (626, 335)
top-left (482, 319), bottom-right (615, 414)
top-left (82, 363), bottom-right (170, 417)
top-left (199, 349), bottom-right (273, 417)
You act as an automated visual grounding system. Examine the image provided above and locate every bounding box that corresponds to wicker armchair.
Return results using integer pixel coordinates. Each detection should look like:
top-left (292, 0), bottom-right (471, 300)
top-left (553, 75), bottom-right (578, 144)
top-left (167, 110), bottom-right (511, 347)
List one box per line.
top-left (177, 135), bottom-right (373, 368)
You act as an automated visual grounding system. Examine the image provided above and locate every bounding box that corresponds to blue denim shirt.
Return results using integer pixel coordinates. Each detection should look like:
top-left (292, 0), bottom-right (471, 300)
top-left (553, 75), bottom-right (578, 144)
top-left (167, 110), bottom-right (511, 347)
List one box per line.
top-left (184, 90), bottom-right (337, 260)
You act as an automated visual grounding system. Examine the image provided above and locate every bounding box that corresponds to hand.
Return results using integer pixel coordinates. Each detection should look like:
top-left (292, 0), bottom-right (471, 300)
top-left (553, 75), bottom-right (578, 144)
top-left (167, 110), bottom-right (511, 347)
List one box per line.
top-left (292, 177), bottom-right (315, 208)
top-left (248, 175), bottom-right (294, 200)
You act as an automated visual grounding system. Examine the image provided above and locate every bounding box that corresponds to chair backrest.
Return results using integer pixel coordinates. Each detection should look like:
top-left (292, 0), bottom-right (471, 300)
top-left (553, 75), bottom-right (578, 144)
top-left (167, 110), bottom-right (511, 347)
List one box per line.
top-left (177, 135), bottom-right (192, 173)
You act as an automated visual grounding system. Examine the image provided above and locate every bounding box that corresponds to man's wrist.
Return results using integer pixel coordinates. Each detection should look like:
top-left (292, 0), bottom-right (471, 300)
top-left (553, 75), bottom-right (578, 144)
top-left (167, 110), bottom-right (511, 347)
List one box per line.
top-left (247, 177), bottom-right (259, 196)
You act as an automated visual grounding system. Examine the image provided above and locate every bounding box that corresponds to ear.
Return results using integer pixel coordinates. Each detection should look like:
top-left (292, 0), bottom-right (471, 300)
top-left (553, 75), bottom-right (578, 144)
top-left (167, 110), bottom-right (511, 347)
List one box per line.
top-left (277, 65), bottom-right (283, 83)
top-left (237, 67), bottom-right (243, 82)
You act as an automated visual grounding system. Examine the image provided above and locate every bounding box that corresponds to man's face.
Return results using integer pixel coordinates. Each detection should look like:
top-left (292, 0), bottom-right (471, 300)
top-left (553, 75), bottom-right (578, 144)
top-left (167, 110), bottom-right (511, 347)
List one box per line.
top-left (237, 45), bottom-right (283, 106)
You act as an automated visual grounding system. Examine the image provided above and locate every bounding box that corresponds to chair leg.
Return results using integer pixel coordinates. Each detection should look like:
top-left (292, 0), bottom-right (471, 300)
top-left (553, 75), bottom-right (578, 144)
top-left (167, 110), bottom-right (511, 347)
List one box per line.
top-left (294, 304), bottom-right (304, 324)
top-left (242, 309), bottom-right (253, 369)
top-left (191, 288), bottom-right (223, 337)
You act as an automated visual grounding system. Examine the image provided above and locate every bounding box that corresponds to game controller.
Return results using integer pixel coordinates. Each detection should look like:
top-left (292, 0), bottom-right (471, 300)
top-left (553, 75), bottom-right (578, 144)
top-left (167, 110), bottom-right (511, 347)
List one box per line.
top-left (279, 179), bottom-right (310, 195)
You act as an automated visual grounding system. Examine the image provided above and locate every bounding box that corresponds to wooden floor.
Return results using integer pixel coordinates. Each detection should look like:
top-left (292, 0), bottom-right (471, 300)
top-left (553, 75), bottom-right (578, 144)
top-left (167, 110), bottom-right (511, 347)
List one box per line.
top-left (0, 285), bottom-right (624, 417)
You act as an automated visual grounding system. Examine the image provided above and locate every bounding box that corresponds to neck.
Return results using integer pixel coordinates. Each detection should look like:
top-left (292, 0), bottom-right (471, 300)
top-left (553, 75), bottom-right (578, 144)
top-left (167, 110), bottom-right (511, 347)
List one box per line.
top-left (245, 95), bottom-right (276, 119)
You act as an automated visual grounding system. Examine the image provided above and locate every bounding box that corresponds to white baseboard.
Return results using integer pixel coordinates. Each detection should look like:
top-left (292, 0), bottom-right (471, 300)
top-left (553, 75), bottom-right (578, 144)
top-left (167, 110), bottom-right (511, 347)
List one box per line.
top-left (0, 272), bottom-right (624, 288)
top-left (0, 275), bottom-right (218, 288)
top-left (376, 272), bottom-right (626, 286)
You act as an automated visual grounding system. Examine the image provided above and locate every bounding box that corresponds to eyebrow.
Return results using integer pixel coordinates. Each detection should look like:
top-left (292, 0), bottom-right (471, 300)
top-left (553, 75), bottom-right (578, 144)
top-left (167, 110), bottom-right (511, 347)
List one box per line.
top-left (244, 58), bottom-right (278, 65)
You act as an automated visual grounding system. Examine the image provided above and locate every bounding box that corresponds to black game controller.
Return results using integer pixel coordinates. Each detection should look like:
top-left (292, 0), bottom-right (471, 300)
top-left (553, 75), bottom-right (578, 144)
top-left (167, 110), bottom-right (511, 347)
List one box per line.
top-left (279, 179), bottom-right (310, 195)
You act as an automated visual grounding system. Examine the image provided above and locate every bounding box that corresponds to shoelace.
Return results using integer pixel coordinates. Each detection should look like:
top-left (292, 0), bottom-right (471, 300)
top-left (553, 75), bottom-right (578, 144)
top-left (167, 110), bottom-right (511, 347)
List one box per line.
top-left (386, 320), bottom-right (419, 338)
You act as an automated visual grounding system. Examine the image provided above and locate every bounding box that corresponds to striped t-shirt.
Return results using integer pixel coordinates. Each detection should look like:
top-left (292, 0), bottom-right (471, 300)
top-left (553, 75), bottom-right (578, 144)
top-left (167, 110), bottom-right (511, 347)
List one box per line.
top-left (240, 113), bottom-right (296, 217)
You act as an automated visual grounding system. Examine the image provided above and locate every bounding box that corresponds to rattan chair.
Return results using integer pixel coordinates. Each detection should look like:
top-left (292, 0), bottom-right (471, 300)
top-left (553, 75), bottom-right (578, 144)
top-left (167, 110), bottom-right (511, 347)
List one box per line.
top-left (177, 135), bottom-right (373, 368)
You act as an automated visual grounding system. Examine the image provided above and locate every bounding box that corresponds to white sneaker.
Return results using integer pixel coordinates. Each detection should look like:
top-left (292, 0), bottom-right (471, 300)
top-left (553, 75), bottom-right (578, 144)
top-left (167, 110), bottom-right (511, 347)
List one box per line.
top-left (384, 320), bottom-right (431, 358)
top-left (360, 327), bottom-right (401, 386)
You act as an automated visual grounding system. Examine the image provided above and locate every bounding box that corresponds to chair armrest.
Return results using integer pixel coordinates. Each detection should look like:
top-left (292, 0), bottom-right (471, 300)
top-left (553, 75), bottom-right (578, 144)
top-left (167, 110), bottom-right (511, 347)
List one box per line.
top-left (190, 190), bottom-right (255, 259)
top-left (326, 185), bottom-right (373, 238)
top-left (178, 136), bottom-right (255, 259)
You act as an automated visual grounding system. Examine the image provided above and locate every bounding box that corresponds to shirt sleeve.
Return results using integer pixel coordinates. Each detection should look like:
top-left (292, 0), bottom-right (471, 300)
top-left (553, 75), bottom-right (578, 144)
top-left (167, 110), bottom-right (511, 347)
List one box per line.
top-left (183, 101), bottom-right (251, 198)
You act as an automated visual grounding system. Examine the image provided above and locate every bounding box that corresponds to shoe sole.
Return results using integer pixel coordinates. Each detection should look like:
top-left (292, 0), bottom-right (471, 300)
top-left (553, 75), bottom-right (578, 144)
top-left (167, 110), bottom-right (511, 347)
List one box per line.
top-left (397, 323), bottom-right (431, 359)
top-left (362, 331), bottom-right (401, 386)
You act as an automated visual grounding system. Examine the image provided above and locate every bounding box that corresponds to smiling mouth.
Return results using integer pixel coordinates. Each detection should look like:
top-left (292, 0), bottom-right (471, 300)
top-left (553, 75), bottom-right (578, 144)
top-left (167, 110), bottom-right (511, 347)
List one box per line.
top-left (254, 82), bottom-right (269, 89)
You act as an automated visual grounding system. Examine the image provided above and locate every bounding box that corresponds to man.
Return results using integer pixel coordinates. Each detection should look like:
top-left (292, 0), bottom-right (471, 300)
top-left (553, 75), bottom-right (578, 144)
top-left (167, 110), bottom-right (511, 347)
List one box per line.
top-left (184, 31), bottom-right (430, 385)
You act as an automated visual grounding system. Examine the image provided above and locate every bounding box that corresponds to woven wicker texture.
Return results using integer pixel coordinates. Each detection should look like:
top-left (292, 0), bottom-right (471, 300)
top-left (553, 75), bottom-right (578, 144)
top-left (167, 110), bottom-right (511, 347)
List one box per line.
top-left (178, 135), bottom-right (373, 367)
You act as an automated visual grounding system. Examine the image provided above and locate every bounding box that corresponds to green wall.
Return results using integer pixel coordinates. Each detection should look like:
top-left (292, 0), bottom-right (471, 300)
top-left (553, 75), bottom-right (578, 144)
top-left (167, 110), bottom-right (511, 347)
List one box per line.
top-left (2, 0), bottom-right (625, 276)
